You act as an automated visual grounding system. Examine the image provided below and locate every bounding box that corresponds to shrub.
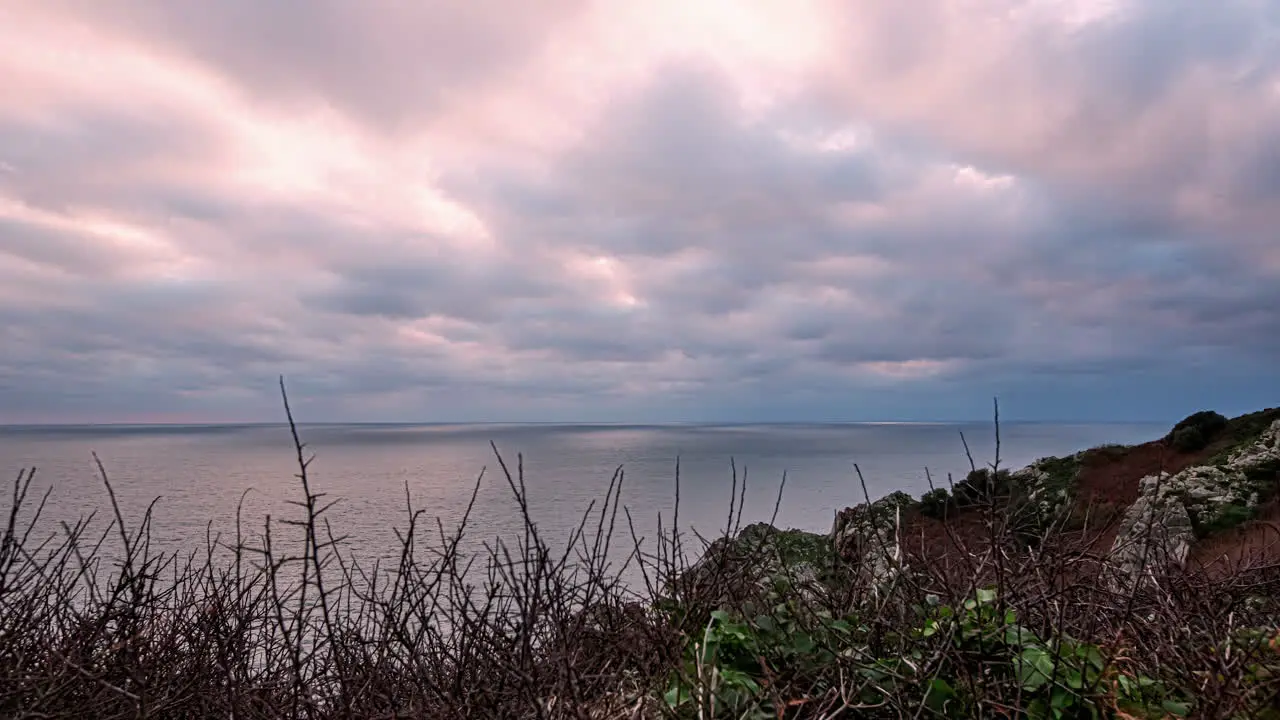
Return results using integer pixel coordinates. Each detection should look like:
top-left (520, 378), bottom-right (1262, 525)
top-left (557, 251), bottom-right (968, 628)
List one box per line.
top-left (664, 585), bottom-right (1205, 719)
top-left (952, 468), bottom-right (1013, 506)
top-left (1194, 502), bottom-right (1257, 538)
top-left (1170, 426), bottom-right (1207, 453)
top-left (1166, 410), bottom-right (1228, 451)
top-left (919, 487), bottom-right (951, 519)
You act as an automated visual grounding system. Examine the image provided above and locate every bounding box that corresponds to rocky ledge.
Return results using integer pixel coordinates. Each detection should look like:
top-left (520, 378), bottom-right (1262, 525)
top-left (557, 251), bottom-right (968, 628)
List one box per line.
top-left (675, 491), bottom-right (915, 607)
top-left (1108, 418), bottom-right (1280, 587)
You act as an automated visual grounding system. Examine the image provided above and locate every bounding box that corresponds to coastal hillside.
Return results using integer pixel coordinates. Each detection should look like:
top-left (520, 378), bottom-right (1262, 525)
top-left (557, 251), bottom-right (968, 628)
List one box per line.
top-left (669, 406), bottom-right (1280, 718)
top-left (884, 407), bottom-right (1280, 581)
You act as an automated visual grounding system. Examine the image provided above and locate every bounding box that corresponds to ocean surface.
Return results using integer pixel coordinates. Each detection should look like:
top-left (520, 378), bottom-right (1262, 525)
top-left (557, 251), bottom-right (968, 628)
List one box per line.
top-left (1, 422), bottom-right (1165, 571)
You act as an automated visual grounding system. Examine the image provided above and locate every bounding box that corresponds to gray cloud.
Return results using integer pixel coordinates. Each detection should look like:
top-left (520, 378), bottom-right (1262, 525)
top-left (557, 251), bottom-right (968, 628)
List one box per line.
top-left (1, 1), bottom-right (1278, 424)
top-left (41, 0), bottom-right (587, 130)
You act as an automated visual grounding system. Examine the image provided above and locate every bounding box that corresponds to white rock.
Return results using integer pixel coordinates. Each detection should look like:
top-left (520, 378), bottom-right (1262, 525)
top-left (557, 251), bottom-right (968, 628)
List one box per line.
top-left (1109, 418), bottom-right (1280, 588)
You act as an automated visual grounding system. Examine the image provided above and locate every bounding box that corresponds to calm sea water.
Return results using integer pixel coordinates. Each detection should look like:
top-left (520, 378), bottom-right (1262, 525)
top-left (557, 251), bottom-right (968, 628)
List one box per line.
top-left (1, 422), bottom-right (1164, 568)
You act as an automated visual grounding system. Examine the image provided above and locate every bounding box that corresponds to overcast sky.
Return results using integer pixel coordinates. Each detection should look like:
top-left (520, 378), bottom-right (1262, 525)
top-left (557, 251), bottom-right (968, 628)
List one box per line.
top-left (1, 0), bottom-right (1278, 424)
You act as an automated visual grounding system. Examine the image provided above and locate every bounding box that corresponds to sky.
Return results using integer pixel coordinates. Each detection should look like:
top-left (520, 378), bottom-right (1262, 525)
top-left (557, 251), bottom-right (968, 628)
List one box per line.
top-left (1, 0), bottom-right (1278, 425)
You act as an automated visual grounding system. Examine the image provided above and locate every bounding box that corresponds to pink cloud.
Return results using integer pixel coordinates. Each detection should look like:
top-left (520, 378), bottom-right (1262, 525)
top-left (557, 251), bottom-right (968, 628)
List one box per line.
top-left (1, 0), bottom-right (1278, 422)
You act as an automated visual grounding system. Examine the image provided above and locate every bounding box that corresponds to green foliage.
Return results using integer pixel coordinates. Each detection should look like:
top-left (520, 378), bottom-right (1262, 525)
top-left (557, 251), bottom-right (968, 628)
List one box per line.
top-left (919, 488), bottom-right (952, 519)
top-left (1170, 410), bottom-right (1229, 437)
top-left (1170, 426), bottom-right (1208, 453)
top-left (1193, 502), bottom-right (1257, 538)
top-left (664, 585), bottom-right (1199, 719)
top-left (663, 589), bottom-right (860, 718)
top-left (1166, 410), bottom-right (1228, 452)
top-left (952, 468), bottom-right (1014, 506)
top-left (1033, 455), bottom-right (1081, 483)
top-left (914, 587), bottom-right (1198, 719)
top-left (1082, 443), bottom-right (1129, 462)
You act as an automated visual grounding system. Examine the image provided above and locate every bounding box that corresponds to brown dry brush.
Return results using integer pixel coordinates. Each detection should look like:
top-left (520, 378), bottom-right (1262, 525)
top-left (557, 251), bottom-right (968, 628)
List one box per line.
top-left (1, 392), bottom-right (1279, 719)
top-left (0, 382), bottom-right (677, 720)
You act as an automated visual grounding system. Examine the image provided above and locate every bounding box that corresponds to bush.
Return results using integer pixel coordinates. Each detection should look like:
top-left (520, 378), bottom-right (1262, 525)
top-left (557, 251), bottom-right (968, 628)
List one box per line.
top-left (1188, 501), bottom-right (1258, 538)
top-left (1170, 426), bottom-right (1207, 453)
top-left (1166, 410), bottom-right (1227, 451)
top-left (919, 487), bottom-right (951, 519)
top-left (952, 468), bottom-right (1013, 506)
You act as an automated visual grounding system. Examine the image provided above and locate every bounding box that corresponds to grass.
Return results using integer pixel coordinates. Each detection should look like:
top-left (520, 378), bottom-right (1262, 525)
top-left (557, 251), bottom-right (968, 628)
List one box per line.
top-left (2, 390), bottom-right (1279, 718)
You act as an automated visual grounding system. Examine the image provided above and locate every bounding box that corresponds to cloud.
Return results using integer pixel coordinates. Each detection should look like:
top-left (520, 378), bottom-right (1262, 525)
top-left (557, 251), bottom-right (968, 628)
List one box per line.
top-left (0, 0), bottom-right (1277, 424)
top-left (35, 0), bottom-right (588, 130)
top-left (815, 0), bottom-right (1280, 252)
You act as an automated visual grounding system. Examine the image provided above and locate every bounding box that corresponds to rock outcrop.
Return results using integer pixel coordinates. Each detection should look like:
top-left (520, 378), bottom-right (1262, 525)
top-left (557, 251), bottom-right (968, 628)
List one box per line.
top-left (673, 523), bottom-right (835, 606)
top-left (1011, 454), bottom-right (1082, 529)
top-left (831, 491), bottom-right (911, 591)
top-left (676, 491), bottom-right (913, 608)
top-left (1108, 419), bottom-right (1280, 588)
top-left (677, 416), bottom-right (1280, 603)
top-left (1107, 493), bottom-right (1196, 590)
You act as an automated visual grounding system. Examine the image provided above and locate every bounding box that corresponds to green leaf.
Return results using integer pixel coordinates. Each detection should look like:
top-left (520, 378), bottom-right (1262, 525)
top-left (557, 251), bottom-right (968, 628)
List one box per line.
top-left (1116, 675), bottom-right (1134, 696)
top-left (664, 683), bottom-right (691, 708)
top-left (976, 587), bottom-right (997, 605)
top-left (792, 632), bottom-right (816, 654)
top-left (1018, 646), bottom-right (1056, 691)
top-left (719, 668), bottom-right (761, 694)
top-left (1161, 699), bottom-right (1192, 717)
top-left (924, 677), bottom-right (955, 712)
top-left (1028, 698), bottom-right (1050, 718)
top-left (1004, 624), bottom-right (1038, 646)
top-left (1078, 644), bottom-right (1104, 671)
top-left (1051, 688), bottom-right (1072, 709)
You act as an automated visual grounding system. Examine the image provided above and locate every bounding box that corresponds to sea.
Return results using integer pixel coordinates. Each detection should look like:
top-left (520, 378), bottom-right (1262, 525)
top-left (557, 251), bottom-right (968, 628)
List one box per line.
top-left (0, 421), bottom-right (1167, 575)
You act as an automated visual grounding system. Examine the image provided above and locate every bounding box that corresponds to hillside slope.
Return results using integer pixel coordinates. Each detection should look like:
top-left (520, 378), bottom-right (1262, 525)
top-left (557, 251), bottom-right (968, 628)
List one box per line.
top-left (885, 407), bottom-right (1280, 581)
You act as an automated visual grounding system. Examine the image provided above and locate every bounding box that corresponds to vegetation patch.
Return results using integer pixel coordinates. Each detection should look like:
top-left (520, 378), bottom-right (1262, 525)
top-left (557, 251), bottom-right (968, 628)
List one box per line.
top-left (918, 487), bottom-right (951, 520)
top-left (950, 468), bottom-right (1014, 507)
top-left (1081, 443), bottom-right (1130, 463)
top-left (1208, 407), bottom-right (1280, 467)
top-left (662, 583), bottom-right (1224, 719)
top-left (1165, 410), bottom-right (1229, 452)
top-left (1195, 501), bottom-right (1257, 537)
